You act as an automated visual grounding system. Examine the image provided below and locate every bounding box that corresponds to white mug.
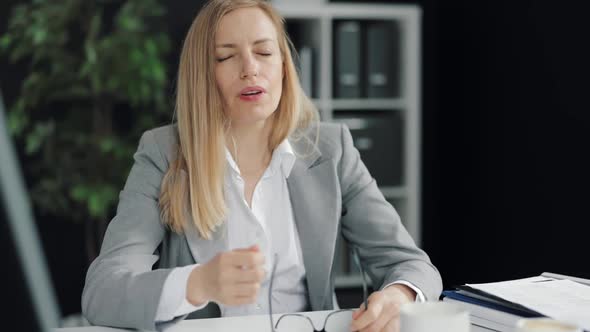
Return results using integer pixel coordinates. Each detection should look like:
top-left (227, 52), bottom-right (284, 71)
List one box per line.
top-left (400, 301), bottom-right (470, 332)
top-left (516, 318), bottom-right (582, 332)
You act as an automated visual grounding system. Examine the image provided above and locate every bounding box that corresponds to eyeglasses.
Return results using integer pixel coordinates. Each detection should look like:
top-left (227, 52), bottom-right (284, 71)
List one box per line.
top-left (268, 246), bottom-right (368, 332)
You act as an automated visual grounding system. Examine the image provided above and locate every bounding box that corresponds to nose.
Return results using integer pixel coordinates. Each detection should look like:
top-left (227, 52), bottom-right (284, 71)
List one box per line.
top-left (240, 53), bottom-right (258, 79)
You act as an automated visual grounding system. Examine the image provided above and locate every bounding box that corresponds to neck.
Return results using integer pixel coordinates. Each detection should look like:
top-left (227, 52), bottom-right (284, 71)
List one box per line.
top-left (226, 119), bottom-right (273, 175)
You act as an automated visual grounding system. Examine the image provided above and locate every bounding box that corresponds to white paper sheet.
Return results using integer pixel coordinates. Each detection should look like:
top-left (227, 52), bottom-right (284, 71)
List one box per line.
top-left (467, 277), bottom-right (590, 331)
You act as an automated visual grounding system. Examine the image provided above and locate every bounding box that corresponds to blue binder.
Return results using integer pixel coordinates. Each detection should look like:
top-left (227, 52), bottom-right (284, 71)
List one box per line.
top-left (442, 290), bottom-right (541, 318)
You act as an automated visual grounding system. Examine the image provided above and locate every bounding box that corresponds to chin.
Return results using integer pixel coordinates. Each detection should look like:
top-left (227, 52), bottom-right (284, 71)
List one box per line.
top-left (232, 105), bottom-right (278, 125)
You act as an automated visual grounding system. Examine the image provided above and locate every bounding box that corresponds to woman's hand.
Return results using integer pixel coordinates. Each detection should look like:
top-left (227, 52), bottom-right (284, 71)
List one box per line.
top-left (350, 284), bottom-right (416, 332)
top-left (186, 244), bottom-right (266, 306)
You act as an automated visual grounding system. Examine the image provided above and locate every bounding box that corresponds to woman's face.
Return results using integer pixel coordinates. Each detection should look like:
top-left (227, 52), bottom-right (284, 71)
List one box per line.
top-left (214, 7), bottom-right (283, 126)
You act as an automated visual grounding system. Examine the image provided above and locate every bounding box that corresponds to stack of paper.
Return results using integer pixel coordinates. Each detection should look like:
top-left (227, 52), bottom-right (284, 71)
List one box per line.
top-left (442, 273), bottom-right (590, 332)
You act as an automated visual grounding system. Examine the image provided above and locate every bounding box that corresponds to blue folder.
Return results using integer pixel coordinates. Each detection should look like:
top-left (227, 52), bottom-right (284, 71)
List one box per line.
top-left (442, 290), bottom-right (542, 318)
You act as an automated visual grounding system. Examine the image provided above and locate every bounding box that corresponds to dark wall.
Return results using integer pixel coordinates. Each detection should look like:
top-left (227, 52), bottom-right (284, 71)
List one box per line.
top-left (421, 0), bottom-right (590, 288)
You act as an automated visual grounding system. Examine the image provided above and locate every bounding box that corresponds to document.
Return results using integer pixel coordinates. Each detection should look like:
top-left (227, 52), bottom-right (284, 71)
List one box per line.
top-left (467, 277), bottom-right (590, 331)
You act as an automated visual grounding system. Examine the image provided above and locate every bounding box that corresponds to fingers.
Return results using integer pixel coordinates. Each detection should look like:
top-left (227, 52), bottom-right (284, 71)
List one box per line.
top-left (235, 266), bottom-right (266, 283)
top-left (223, 250), bottom-right (265, 269)
top-left (233, 244), bottom-right (260, 252)
top-left (351, 290), bottom-right (405, 332)
top-left (219, 250), bottom-right (266, 283)
top-left (352, 302), bottom-right (366, 320)
top-left (213, 247), bottom-right (266, 306)
top-left (216, 281), bottom-right (260, 305)
top-left (383, 316), bottom-right (400, 332)
top-left (360, 312), bottom-right (394, 332)
top-left (221, 283), bottom-right (261, 305)
top-left (351, 300), bottom-right (384, 331)
top-left (231, 295), bottom-right (259, 306)
top-left (229, 282), bottom-right (261, 297)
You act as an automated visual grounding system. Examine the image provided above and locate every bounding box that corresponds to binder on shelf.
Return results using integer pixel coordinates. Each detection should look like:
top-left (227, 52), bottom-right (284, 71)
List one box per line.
top-left (366, 21), bottom-right (400, 98)
top-left (332, 111), bottom-right (404, 187)
top-left (334, 21), bottom-right (361, 98)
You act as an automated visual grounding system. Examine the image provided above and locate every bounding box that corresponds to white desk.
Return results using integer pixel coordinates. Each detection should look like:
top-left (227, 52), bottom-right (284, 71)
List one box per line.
top-left (54, 310), bottom-right (489, 332)
top-left (54, 310), bottom-right (337, 332)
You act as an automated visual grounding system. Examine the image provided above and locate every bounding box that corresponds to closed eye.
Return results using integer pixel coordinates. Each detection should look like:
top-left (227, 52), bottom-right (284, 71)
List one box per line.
top-left (217, 55), bottom-right (233, 62)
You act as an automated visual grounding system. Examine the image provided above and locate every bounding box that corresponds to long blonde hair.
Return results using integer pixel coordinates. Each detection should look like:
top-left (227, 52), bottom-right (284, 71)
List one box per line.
top-left (159, 0), bottom-right (317, 239)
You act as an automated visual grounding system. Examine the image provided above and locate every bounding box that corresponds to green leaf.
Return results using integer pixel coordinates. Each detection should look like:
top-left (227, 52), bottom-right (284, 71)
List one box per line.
top-left (87, 185), bottom-right (117, 218)
top-left (119, 16), bottom-right (140, 32)
top-left (130, 48), bottom-right (143, 66)
top-left (87, 193), bottom-right (102, 218)
top-left (32, 27), bottom-right (48, 45)
top-left (85, 42), bottom-right (97, 65)
top-left (70, 184), bottom-right (89, 202)
top-left (99, 137), bottom-right (114, 153)
top-left (152, 62), bottom-right (165, 83)
top-left (25, 132), bottom-right (42, 154)
top-left (0, 34), bottom-right (12, 51)
top-left (7, 101), bottom-right (29, 136)
top-left (145, 39), bottom-right (157, 55)
top-left (88, 12), bottom-right (102, 39)
top-left (25, 121), bottom-right (55, 154)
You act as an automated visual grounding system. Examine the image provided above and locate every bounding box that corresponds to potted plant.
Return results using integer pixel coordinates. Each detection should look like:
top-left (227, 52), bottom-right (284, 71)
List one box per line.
top-left (1, 0), bottom-right (172, 262)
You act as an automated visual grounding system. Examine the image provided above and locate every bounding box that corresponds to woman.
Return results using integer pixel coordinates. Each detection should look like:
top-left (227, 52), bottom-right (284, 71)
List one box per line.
top-left (81, 0), bottom-right (443, 331)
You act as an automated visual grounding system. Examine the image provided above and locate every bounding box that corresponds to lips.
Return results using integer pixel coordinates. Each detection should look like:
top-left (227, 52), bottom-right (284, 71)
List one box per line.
top-left (240, 86), bottom-right (266, 96)
top-left (238, 86), bottom-right (266, 102)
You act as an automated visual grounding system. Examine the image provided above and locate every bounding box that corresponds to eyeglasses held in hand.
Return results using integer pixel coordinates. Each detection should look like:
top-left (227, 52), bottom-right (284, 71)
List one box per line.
top-left (268, 246), bottom-right (368, 332)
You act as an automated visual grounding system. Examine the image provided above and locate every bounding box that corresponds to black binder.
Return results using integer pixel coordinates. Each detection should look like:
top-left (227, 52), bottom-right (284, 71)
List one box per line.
top-left (366, 21), bottom-right (400, 98)
top-left (333, 110), bottom-right (404, 187)
top-left (334, 20), bottom-right (361, 98)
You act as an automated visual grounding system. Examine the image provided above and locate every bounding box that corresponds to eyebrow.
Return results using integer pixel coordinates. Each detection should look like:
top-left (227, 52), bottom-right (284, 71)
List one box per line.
top-left (215, 38), bottom-right (274, 48)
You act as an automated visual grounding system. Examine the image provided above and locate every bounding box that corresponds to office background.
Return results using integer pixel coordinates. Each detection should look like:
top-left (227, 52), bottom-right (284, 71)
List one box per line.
top-left (1, 0), bottom-right (590, 321)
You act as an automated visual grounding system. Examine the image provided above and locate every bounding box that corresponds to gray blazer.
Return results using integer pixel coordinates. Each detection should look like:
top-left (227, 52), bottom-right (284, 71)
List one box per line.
top-left (81, 122), bottom-right (442, 331)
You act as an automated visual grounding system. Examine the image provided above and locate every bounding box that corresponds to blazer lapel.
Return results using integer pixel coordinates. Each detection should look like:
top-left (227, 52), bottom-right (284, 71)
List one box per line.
top-left (180, 170), bottom-right (229, 264)
top-left (287, 134), bottom-right (341, 310)
top-left (184, 221), bottom-right (228, 264)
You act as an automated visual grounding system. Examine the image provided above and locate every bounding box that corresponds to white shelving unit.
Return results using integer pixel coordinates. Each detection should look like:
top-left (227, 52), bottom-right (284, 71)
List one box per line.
top-left (274, 1), bottom-right (422, 288)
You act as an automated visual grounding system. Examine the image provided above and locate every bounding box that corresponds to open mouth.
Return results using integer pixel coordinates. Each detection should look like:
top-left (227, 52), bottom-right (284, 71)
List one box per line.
top-left (241, 91), bottom-right (263, 96)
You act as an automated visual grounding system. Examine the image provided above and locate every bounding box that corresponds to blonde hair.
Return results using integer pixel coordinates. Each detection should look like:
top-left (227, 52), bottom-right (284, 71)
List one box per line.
top-left (159, 0), bottom-right (318, 239)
